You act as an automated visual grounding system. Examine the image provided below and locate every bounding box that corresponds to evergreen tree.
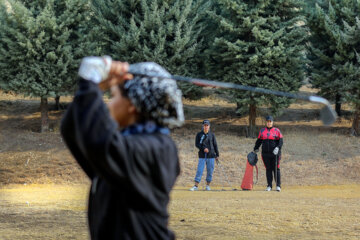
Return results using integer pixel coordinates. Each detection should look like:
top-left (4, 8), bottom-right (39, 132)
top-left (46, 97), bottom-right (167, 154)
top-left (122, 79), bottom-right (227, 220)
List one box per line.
top-left (90, 0), bottom-right (210, 99)
top-left (341, 17), bottom-right (360, 135)
top-left (0, 0), bottom-right (98, 132)
top-left (206, 0), bottom-right (307, 137)
top-left (307, 0), bottom-right (360, 116)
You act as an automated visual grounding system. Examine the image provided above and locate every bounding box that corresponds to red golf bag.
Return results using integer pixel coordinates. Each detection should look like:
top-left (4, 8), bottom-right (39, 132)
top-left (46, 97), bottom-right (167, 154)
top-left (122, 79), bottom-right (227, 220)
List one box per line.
top-left (241, 152), bottom-right (258, 190)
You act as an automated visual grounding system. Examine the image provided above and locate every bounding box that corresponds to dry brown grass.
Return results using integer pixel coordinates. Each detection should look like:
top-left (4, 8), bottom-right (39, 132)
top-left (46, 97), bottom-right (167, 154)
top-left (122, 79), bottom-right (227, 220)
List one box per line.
top-left (169, 185), bottom-right (360, 240)
top-left (0, 184), bottom-right (89, 240)
top-left (1, 89), bottom-right (360, 239)
top-left (0, 184), bottom-right (359, 240)
top-left (175, 129), bottom-right (360, 188)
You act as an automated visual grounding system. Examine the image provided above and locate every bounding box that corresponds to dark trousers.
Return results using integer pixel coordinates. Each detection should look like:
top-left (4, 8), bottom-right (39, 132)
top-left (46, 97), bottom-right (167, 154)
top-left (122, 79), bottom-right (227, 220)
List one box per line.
top-left (262, 154), bottom-right (281, 187)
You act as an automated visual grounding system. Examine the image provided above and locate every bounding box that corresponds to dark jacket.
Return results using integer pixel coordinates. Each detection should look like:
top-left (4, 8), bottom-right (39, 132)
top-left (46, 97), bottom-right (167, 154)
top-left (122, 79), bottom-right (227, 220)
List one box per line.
top-left (254, 127), bottom-right (283, 156)
top-left (61, 79), bottom-right (180, 240)
top-left (195, 131), bottom-right (219, 158)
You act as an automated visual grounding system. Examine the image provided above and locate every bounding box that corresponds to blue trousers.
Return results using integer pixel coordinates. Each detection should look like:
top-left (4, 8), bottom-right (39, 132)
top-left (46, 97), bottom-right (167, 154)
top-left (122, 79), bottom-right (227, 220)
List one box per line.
top-left (194, 157), bottom-right (215, 183)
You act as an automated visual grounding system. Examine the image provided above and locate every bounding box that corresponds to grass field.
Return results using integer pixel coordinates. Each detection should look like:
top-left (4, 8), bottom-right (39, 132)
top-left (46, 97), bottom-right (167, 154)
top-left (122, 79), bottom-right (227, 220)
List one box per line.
top-left (170, 185), bottom-right (360, 240)
top-left (1, 88), bottom-right (360, 239)
top-left (0, 184), bottom-right (359, 240)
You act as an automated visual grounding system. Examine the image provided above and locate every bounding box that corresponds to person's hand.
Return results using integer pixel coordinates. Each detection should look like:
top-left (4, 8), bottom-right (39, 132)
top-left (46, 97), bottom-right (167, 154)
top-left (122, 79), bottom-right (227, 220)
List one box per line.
top-left (254, 149), bottom-right (259, 154)
top-left (273, 147), bottom-right (279, 155)
top-left (215, 157), bottom-right (219, 165)
top-left (98, 61), bottom-right (133, 90)
top-left (204, 148), bottom-right (209, 153)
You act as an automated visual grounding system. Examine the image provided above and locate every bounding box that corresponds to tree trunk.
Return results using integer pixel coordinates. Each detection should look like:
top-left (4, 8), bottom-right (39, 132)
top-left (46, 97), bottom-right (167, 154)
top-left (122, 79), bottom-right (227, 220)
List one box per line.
top-left (40, 97), bottom-right (49, 133)
top-left (335, 93), bottom-right (341, 117)
top-left (55, 96), bottom-right (60, 110)
top-left (248, 103), bottom-right (257, 138)
top-left (351, 104), bottom-right (360, 136)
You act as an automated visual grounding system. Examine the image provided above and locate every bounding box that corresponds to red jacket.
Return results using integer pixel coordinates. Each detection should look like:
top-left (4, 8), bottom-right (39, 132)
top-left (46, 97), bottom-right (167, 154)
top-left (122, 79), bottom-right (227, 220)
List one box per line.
top-left (254, 127), bottom-right (283, 155)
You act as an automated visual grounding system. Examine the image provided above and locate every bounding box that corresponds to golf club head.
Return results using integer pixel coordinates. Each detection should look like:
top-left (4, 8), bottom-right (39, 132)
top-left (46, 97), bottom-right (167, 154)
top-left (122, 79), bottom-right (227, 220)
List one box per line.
top-left (320, 105), bottom-right (337, 126)
top-left (309, 96), bottom-right (337, 126)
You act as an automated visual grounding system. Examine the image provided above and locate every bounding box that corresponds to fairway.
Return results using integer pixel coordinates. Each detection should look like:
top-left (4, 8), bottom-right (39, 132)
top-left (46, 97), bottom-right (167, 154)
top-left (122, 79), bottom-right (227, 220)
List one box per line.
top-left (0, 184), bottom-right (359, 240)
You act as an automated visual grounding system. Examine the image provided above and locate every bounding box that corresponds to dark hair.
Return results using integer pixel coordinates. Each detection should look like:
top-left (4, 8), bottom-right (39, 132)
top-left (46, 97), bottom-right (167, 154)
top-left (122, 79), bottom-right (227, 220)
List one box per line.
top-left (117, 84), bottom-right (146, 123)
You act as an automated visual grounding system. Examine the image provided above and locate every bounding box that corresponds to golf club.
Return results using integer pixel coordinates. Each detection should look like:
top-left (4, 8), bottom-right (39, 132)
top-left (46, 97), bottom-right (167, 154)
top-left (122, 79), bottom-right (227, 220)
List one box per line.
top-left (128, 66), bottom-right (338, 126)
top-left (275, 154), bottom-right (278, 189)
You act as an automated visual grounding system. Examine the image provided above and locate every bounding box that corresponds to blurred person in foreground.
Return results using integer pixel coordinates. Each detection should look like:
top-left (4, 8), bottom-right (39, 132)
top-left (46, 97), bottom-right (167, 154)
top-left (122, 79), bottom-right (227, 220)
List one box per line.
top-left (61, 56), bottom-right (184, 240)
top-left (189, 119), bottom-right (219, 191)
top-left (253, 115), bottom-right (283, 192)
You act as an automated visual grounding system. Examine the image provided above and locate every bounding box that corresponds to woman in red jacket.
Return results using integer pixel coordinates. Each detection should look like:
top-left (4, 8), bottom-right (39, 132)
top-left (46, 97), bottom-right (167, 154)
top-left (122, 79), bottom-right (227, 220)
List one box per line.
top-left (253, 116), bottom-right (283, 192)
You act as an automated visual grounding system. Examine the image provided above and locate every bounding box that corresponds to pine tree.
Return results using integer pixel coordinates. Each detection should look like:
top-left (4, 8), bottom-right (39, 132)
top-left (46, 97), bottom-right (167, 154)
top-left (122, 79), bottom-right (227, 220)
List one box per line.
top-left (0, 0), bottom-right (99, 132)
top-left (307, 0), bottom-right (360, 116)
top-left (341, 17), bottom-right (360, 135)
top-left (206, 0), bottom-right (307, 137)
top-left (90, 0), bottom-right (210, 99)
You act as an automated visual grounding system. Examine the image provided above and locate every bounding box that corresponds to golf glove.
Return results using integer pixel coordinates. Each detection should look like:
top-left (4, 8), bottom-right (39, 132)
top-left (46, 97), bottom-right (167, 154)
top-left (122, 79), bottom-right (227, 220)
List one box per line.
top-left (254, 149), bottom-right (259, 154)
top-left (78, 56), bottom-right (112, 83)
top-left (273, 147), bottom-right (279, 155)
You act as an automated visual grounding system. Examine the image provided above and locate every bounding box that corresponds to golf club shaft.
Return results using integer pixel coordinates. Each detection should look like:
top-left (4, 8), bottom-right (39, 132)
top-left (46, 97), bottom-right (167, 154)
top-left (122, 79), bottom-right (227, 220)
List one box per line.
top-left (128, 68), bottom-right (329, 105)
top-left (128, 67), bottom-right (338, 125)
top-left (275, 155), bottom-right (278, 187)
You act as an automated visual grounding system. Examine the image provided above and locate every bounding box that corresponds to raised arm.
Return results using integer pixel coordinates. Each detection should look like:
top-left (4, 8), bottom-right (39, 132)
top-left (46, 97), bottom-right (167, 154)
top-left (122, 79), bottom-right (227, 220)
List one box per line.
top-left (60, 57), bottom-right (139, 184)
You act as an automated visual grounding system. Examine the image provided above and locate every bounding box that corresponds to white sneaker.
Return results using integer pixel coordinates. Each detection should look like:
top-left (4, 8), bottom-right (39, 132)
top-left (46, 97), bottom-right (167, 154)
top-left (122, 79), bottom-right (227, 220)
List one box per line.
top-left (276, 186), bottom-right (281, 192)
top-left (205, 185), bottom-right (211, 191)
top-left (265, 186), bottom-right (272, 191)
top-left (189, 186), bottom-right (198, 191)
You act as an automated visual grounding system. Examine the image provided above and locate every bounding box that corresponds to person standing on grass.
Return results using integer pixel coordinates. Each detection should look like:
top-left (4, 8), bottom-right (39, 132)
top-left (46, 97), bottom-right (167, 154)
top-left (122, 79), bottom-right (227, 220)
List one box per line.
top-left (253, 115), bottom-right (283, 192)
top-left (61, 56), bottom-right (184, 240)
top-left (190, 120), bottom-right (219, 191)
